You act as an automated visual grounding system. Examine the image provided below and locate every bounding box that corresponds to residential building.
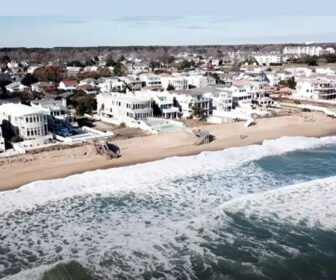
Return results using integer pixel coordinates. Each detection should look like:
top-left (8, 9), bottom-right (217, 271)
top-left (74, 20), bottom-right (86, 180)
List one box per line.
top-left (58, 80), bottom-right (78, 91)
top-left (5, 82), bottom-right (30, 94)
top-left (98, 77), bottom-right (126, 92)
top-left (140, 74), bottom-right (162, 88)
top-left (0, 103), bottom-right (49, 140)
top-left (31, 82), bottom-right (57, 94)
top-left (186, 74), bottom-right (216, 88)
top-left (283, 46), bottom-right (324, 57)
top-left (295, 79), bottom-right (336, 100)
top-left (170, 89), bottom-right (210, 118)
top-left (160, 75), bottom-right (189, 90)
top-left (31, 100), bottom-right (78, 131)
top-left (134, 90), bottom-right (180, 119)
top-left (96, 92), bottom-right (153, 125)
top-left (254, 54), bottom-right (284, 65)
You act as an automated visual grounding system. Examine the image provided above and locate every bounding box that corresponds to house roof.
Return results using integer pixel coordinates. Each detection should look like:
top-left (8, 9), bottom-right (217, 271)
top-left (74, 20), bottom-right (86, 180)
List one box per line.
top-left (0, 103), bottom-right (44, 117)
top-left (62, 80), bottom-right (78, 85)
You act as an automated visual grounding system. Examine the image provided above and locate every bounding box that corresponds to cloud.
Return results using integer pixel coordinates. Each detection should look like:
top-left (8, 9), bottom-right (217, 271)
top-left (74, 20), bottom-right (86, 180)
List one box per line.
top-left (115, 16), bottom-right (183, 26)
top-left (177, 24), bottom-right (208, 30)
top-left (60, 19), bottom-right (87, 24)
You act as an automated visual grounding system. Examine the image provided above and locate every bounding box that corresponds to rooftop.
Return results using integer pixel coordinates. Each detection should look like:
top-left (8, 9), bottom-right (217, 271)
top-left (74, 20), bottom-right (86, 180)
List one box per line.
top-left (0, 103), bottom-right (44, 117)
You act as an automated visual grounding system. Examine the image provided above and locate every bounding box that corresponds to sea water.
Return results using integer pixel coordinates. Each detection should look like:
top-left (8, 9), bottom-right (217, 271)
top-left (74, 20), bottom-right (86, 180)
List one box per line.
top-left (1, 136), bottom-right (336, 279)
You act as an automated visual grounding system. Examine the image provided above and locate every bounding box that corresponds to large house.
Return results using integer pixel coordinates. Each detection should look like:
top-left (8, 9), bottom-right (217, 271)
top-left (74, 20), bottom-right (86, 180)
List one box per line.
top-left (170, 89), bottom-right (210, 118)
top-left (0, 103), bottom-right (49, 140)
top-left (31, 100), bottom-right (78, 131)
top-left (295, 79), bottom-right (336, 100)
top-left (160, 74), bottom-right (189, 90)
top-left (134, 90), bottom-right (180, 119)
top-left (96, 92), bottom-right (153, 126)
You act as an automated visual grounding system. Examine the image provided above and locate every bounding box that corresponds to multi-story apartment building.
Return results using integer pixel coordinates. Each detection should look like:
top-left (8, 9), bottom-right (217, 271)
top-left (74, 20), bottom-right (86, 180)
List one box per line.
top-left (254, 54), bottom-right (284, 65)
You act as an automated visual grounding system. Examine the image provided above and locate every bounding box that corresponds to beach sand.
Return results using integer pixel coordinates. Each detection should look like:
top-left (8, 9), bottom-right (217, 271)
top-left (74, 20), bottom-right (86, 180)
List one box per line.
top-left (1, 112), bottom-right (336, 191)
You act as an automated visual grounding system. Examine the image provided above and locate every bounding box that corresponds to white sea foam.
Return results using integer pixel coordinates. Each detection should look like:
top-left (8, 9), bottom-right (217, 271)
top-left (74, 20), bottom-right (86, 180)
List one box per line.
top-left (1, 136), bottom-right (336, 214)
top-left (220, 176), bottom-right (336, 230)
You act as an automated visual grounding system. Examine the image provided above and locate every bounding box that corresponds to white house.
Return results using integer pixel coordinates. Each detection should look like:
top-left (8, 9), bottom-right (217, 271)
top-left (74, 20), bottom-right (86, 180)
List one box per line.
top-left (170, 89), bottom-right (211, 118)
top-left (0, 103), bottom-right (49, 140)
top-left (186, 75), bottom-right (216, 88)
top-left (295, 78), bottom-right (336, 100)
top-left (231, 80), bottom-right (274, 108)
top-left (0, 126), bottom-right (5, 152)
top-left (31, 82), bottom-right (56, 93)
top-left (98, 77), bottom-right (126, 92)
top-left (139, 74), bottom-right (162, 88)
top-left (134, 90), bottom-right (180, 119)
top-left (58, 80), bottom-right (78, 91)
top-left (96, 92), bottom-right (153, 126)
top-left (31, 99), bottom-right (78, 131)
top-left (160, 74), bottom-right (189, 90)
top-left (5, 82), bottom-right (30, 94)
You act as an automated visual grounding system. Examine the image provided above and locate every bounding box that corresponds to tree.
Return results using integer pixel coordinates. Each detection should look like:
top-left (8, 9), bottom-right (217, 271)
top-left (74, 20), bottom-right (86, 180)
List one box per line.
top-left (72, 92), bottom-right (97, 116)
top-left (192, 105), bottom-right (206, 119)
top-left (113, 62), bottom-right (127, 76)
top-left (151, 100), bottom-right (161, 117)
top-left (67, 60), bottom-right (84, 67)
top-left (178, 60), bottom-right (196, 70)
top-left (167, 84), bottom-right (175, 91)
top-left (33, 66), bottom-right (65, 83)
top-left (11, 91), bottom-right (32, 105)
top-left (21, 73), bottom-right (38, 86)
top-left (105, 57), bottom-right (116, 67)
top-left (279, 77), bottom-right (296, 89)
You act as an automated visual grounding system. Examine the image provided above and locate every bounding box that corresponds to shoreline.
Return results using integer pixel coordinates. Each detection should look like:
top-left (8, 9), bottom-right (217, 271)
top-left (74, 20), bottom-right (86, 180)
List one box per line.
top-left (1, 112), bottom-right (336, 192)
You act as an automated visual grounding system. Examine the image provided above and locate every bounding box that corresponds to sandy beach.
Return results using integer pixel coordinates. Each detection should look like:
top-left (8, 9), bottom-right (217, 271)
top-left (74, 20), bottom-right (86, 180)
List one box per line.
top-left (1, 111), bottom-right (336, 191)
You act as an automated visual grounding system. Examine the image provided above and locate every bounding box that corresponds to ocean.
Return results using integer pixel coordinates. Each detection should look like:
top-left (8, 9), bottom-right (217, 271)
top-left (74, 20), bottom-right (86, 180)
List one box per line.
top-left (1, 136), bottom-right (336, 280)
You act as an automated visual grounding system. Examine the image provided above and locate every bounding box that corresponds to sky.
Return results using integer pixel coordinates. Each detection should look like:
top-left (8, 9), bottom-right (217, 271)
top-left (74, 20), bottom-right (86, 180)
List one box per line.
top-left (1, 0), bottom-right (336, 47)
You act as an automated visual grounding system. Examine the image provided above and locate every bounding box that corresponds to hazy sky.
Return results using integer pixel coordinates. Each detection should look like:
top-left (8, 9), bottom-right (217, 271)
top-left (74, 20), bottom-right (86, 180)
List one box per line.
top-left (1, 0), bottom-right (336, 47)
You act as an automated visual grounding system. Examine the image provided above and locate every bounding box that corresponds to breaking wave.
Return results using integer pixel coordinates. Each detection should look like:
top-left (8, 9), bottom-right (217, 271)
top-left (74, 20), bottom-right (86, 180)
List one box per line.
top-left (1, 136), bottom-right (336, 214)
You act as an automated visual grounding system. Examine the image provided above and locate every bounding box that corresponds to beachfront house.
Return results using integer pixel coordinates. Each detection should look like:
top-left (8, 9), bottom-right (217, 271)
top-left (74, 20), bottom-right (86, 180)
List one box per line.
top-left (31, 99), bottom-right (78, 131)
top-left (170, 89), bottom-right (210, 118)
top-left (96, 92), bottom-right (153, 126)
top-left (0, 126), bottom-right (5, 152)
top-left (0, 103), bottom-right (49, 141)
top-left (203, 87), bottom-right (233, 114)
top-left (231, 80), bottom-right (274, 108)
top-left (295, 78), bottom-right (336, 100)
top-left (134, 90), bottom-right (180, 119)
